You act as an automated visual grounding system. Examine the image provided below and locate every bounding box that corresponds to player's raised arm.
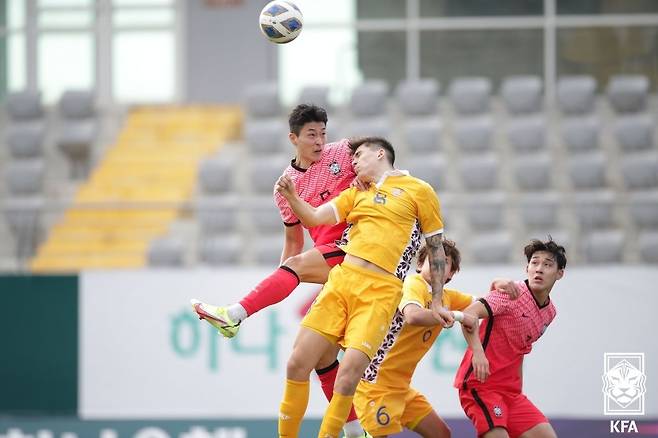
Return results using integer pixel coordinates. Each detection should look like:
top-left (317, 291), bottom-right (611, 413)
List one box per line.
top-left (275, 174), bottom-right (338, 227)
top-left (425, 234), bottom-right (454, 327)
top-left (460, 300), bottom-right (490, 382)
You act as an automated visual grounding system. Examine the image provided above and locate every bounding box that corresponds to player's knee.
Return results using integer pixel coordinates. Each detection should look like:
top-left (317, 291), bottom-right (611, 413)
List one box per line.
top-left (282, 254), bottom-right (304, 274)
top-left (286, 353), bottom-right (313, 379)
top-left (334, 367), bottom-right (362, 393)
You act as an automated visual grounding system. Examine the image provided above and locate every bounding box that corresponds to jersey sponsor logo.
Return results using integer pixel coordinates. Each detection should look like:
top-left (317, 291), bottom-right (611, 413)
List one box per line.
top-left (603, 353), bottom-right (646, 415)
top-left (391, 187), bottom-right (403, 197)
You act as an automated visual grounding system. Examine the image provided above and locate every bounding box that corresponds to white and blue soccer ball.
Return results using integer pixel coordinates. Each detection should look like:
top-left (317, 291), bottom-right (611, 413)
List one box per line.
top-left (258, 0), bottom-right (303, 44)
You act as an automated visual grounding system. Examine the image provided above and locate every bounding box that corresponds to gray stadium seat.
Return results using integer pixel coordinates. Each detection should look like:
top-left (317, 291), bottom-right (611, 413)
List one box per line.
top-left (573, 190), bottom-right (615, 229)
top-left (3, 196), bottom-right (44, 259)
top-left (147, 237), bottom-right (184, 267)
top-left (403, 118), bottom-right (442, 154)
top-left (6, 124), bottom-right (45, 159)
top-left (248, 196), bottom-right (284, 232)
top-left (500, 75), bottom-right (543, 115)
top-left (556, 75), bottom-right (596, 115)
top-left (407, 155), bottom-right (446, 192)
top-left (454, 115), bottom-right (494, 153)
top-left (245, 119), bottom-right (287, 154)
top-left (459, 154), bottom-right (498, 190)
top-left (513, 153), bottom-right (552, 191)
top-left (568, 151), bottom-right (607, 189)
top-left (582, 230), bottom-right (625, 263)
top-left (606, 75), bottom-right (649, 113)
top-left (196, 195), bottom-right (238, 236)
top-left (347, 117), bottom-right (391, 139)
top-left (395, 79), bottom-right (439, 116)
top-left (5, 159), bottom-right (45, 195)
top-left (198, 235), bottom-right (242, 265)
top-left (519, 192), bottom-right (560, 228)
top-left (465, 192), bottom-right (505, 230)
top-left (613, 114), bottom-right (654, 152)
top-left (448, 77), bottom-right (492, 115)
top-left (638, 231), bottom-right (658, 263)
top-left (470, 231), bottom-right (513, 264)
top-left (561, 116), bottom-right (600, 152)
top-left (350, 80), bottom-right (389, 117)
top-left (249, 155), bottom-right (289, 193)
top-left (198, 156), bottom-right (235, 194)
top-left (620, 153), bottom-right (658, 189)
top-left (245, 82), bottom-right (280, 118)
top-left (6, 91), bottom-right (43, 121)
top-left (506, 115), bottom-right (546, 153)
top-left (255, 235), bottom-right (284, 265)
top-left (629, 191), bottom-right (658, 228)
top-left (298, 86), bottom-right (330, 109)
top-left (56, 90), bottom-right (97, 179)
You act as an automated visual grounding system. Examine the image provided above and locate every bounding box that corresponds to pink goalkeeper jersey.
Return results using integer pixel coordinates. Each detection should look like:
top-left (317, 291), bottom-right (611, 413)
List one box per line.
top-left (455, 280), bottom-right (557, 393)
top-left (274, 139), bottom-right (355, 245)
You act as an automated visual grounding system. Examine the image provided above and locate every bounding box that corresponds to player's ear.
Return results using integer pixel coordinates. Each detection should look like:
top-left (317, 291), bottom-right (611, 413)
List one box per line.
top-left (289, 132), bottom-right (297, 145)
top-left (556, 269), bottom-right (564, 280)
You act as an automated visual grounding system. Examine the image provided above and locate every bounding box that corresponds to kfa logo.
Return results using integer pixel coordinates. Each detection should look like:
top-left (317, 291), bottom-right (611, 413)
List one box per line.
top-left (603, 353), bottom-right (646, 434)
top-left (329, 161), bottom-right (341, 175)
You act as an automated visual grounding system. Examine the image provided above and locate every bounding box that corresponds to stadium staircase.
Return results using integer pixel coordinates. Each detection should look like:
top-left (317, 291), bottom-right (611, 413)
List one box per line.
top-left (29, 106), bottom-right (241, 272)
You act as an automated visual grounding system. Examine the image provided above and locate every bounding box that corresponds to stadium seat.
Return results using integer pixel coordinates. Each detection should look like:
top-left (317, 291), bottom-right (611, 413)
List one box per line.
top-left (582, 230), bottom-right (625, 263)
top-left (638, 231), bottom-right (658, 263)
top-left (147, 237), bottom-right (184, 267)
top-left (3, 196), bottom-right (44, 259)
top-left (561, 116), bottom-right (600, 152)
top-left (196, 195), bottom-right (238, 236)
top-left (573, 190), bottom-right (616, 229)
top-left (350, 80), bottom-right (389, 117)
top-left (567, 151), bottom-right (607, 189)
top-left (454, 115), bottom-right (494, 153)
top-left (464, 192), bottom-right (506, 230)
top-left (500, 75), bottom-right (543, 115)
top-left (245, 82), bottom-right (280, 118)
top-left (556, 75), bottom-right (596, 115)
top-left (245, 119), bottom-right (287, 154)
top-left (249, 155), bottom-right (290, 193)
top-left (198, 156), bottom-right (235, 194)
top-left (448, 77), bottom-right (492, 115)
top-left (620, 153), bottom-right (658, 189)
top-left (403, 118), bottom-right (442, 154)
top-left (513, 153), bottom-right (552, 191)
top-left (56, 90), bottom-right (97, 179)
top-left (506, 115), bottom-right (546, 153)
top-left (255, 235), bottom-right (284, 265)
top-left (606, 74), bottom-right (649, 113)
top-left (629, 191), bottom-right (658, 229)
top-left (519, 192), bottom-right (560, 228)
top-left (470, 231), bottom-right (513, 264)
top-left (198, 235), bottom-right (242, 265)
top-left (298, 85), bottom-right (330, 109)
top-left (395, 79), bottom-right (439, 116)
top-left (407, 155), bottom-right (446, 192)
top-left (6, 124), bottom-right (45, 159)
top-left (346, 117), bottom-right (391, 139)
top-left (5, 159), bottom-right (45, 195)
top-left (613, 114), bottom-right (654, 152)
top-left (459, 154), bottom-right (498, 190)
top-left (6, 90), bottom-right (43, 121)
top-left (248, 196), bottom-right (283, 232)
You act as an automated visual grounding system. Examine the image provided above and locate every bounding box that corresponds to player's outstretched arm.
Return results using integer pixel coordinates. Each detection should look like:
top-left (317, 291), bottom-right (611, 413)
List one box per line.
top-left (280, 223), bottom-right (304, 264)
top-left (402, 303), bottom-right (443, 327)
top-left (275, 174), bottom-right (338, 227)
top-left (461, 300), bottom-right (490, 382)
top-left (490, 278), bottom-right (521, 300)
top-left (426, 234), bottom-right (453, 327)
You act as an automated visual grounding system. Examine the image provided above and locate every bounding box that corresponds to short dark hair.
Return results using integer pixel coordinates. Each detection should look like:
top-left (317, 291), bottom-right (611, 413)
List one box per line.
top-left (288, 104), bottom-right (328, 135)
top-left (349, 136), bottom-right (395, 166)
top-left (524, 237), bottom-right (567, 270)
top-left (417, 238), bottom-right (461, 274)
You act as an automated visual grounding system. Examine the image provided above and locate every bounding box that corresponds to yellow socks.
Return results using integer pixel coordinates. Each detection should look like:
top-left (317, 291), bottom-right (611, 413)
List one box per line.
top-left (278, 379), bottom-right (309, 438)
top-left (317, 392), bottom-right (354, 438)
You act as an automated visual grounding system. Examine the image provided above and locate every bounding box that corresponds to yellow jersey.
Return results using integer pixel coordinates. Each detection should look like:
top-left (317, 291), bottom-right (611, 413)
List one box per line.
top-left (330, 171), bottom-right (443, 279)
top-left (361, 273), bottom-right (473, 389)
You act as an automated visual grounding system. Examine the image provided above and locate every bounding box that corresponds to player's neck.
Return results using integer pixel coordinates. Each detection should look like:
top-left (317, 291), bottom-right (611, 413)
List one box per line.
top-left (293, 155), bottom-right (313, 170)
top-left (529, 285), bottom-right (551, 307)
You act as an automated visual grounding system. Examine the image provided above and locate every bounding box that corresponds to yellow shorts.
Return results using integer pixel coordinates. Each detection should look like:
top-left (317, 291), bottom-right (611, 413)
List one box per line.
top-left (354, 383), bottom-right (433, 436)
top-left (301, 261), bottom-right (402, 359)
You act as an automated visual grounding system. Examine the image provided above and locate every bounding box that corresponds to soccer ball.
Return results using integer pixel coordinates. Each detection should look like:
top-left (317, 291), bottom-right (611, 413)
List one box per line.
top-left (258, 1), bottom-right (303, 44)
